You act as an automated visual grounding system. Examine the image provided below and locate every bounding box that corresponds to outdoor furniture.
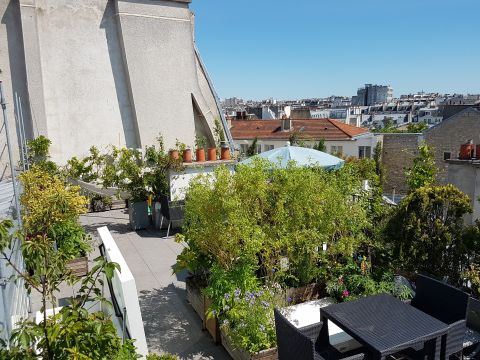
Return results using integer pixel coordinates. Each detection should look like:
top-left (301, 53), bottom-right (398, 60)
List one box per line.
top-left (411, 274), bottom-right (469, 359)
top-left (319, 294), bottom-right (450, 360)
top-left (463, 297), bottom-right (480, 359)
top-left (159, 195), bottom-right (184, 237)
top-left (274, 308), bottom-right (365, 360)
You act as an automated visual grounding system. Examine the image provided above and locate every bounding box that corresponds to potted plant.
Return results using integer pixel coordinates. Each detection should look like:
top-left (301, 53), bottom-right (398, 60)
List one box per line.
top-left (115, 148), bottom-right (150, 230)
top-left (207, 147), bottom-right (217, 161)
top-left (89, 194), bottom-right (113, 212)
top-left (221, 142), bottom-right (231, 160)
top-left (19, 166), bottom-right (92, 276)
top-left (195, 135), bottom-right (207, 162)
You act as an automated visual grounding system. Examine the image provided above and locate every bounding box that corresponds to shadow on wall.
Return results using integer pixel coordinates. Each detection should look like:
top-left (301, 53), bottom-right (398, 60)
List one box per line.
top-left (100, 1), bottom-right (140, 149)
top-left (1, 0), bottom-right (34, 145)
top-left (138, 284), bottom-right (229, 359)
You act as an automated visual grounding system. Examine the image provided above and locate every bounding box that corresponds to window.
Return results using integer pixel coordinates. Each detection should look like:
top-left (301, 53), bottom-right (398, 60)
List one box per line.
top-left (331, 145), bottom-right (343, 155)
top-left (358, 146), bottom-right (372, 159)
top-left (256, 144), bottom-right (262, 154)
top-left (443, 152), bottom-right (451, 160)
top-left (264, 144), bottom-right (274, 152)
top-left (240, 144), bottom-right (249, 155)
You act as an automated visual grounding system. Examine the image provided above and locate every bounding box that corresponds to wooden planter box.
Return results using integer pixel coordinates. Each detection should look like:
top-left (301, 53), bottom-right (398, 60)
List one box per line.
top-left (185, 276), bottom-right (221, 343)
top-left (66, 256), bottom-right (88, 277)
top-left (285, 283), bottom-right (325, 304)
top-left (221, 329), bottom-right (278, 360)
top-left (186, 276), bottom-right (206, 324)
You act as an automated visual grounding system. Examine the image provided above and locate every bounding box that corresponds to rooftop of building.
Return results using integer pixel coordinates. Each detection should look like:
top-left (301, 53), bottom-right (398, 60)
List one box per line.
top-left (230, 118), bottom-right (369, 141)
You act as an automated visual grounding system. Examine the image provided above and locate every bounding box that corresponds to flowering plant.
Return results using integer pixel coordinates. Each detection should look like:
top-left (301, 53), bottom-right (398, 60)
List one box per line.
top-left (217, 286), bottom-right (283, 354)
top-left (326, 256), bottom-right (412, 302)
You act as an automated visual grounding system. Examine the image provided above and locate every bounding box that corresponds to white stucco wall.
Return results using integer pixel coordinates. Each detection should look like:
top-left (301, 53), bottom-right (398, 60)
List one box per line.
top-left (31, 0), bottom-right (138, 163)
top-left (0, 0), bottom-right (227, 167)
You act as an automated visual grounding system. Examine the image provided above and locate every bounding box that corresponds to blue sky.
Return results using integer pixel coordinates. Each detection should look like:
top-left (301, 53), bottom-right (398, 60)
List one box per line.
top-left (191, 0), bottom-right (480, 100)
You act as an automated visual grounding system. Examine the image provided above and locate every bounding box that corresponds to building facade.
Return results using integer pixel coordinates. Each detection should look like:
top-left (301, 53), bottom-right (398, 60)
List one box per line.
top-left (352, 84), bottom-right (393, 106)
top-left (230, 118), bottom-right (378, 159)
top-left (0, 0), bottom-right (231, 168)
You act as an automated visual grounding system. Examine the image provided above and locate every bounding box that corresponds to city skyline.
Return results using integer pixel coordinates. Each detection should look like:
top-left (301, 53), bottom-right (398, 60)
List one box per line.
top-left (191, 0), bottom-right (480, 100)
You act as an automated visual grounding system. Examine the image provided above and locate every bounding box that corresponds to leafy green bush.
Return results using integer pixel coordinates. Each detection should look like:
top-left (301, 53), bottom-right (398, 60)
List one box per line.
top-left (179, 160), bottom-right (370, 288)
top-left (384, 184), bottom-right (475, 284)
top-left (326, 257), bottom-right (412, 302)
top-left (48, 219), bottom-right (92, 259)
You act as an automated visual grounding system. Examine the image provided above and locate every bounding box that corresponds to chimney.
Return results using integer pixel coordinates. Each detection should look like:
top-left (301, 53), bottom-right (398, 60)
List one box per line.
top-left (459, 140), bottom-right (475, 160)
top-left (282, 118), bottom-right (292, 131)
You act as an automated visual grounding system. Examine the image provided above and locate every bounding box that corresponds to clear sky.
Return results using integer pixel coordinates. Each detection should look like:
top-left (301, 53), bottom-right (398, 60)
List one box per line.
top-left (191, 0), bottom-right (480, 100)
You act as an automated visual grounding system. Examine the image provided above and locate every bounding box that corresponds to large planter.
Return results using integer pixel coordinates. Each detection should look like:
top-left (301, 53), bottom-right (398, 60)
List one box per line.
top-left (185, 276), bottom-right (221, 343)
top-left (285, 283), bottom-right (325, 304)
top-left (186, 276), bottom-right (206, 325)
top-left (128, 200), bottom-right (149, 230)
top-left (66, 256), bottom-right (89, 277)
top-left (221, 328), bottom-right (278, 360)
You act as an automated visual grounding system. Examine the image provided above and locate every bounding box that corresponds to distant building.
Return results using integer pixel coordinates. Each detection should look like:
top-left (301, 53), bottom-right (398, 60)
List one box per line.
top-left (380, 107), bottom-right (480, 196)
top-left (230, 119), bottom-right (377, 159)
top-left (352, 84), bottom-right (393, 106)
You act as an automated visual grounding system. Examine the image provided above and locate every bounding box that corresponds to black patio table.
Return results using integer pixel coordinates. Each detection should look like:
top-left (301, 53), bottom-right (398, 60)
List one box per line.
top-left (318, 294), bottom-right (450, 360)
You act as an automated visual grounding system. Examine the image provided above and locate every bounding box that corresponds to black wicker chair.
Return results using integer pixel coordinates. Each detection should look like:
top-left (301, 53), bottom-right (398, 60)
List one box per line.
top-left (274, 308), bottom-right (364, 360)
top-left (159, 195), bottom-right (184, 237)
top-left (411, 274), bottom-right (469, 359)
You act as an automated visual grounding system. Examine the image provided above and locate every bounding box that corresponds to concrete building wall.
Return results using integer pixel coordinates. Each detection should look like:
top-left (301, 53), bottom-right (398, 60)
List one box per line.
top-left (0, 0), bottom-right (28, 178)
top-left (0, 0), bottom-right (227, 168)
top-left (425, 107), bottom-right (480, 183)
top-left (381, 133), bottom-right (421, 195)
top-left (446, 160), bottom-right (480, 225)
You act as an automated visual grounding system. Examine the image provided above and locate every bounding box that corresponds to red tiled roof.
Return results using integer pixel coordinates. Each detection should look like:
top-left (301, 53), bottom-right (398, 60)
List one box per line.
top-left (230, 119), bottom-right (369, 141)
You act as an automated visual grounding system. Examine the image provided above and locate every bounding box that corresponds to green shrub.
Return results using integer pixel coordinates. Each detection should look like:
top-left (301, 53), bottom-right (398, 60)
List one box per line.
top-left (48, 219), bottom-right (92, 259)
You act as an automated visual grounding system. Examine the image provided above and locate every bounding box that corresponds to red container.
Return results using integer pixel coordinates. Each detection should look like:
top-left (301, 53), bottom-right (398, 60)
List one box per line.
top-left (476, 145), bottom-right (480, 159)
top-left (459, 144), bottom-right (475, 160)
top-left (182, 149), bottom-right (192, 163)
top-left (169, 149), bottom-right (179, 160)
top-left (196, 148), bottom-right (205, 162)
top-left (207, 148), bottom-right (217, 161)
top-left (221, 147), bottom-right (231, 160)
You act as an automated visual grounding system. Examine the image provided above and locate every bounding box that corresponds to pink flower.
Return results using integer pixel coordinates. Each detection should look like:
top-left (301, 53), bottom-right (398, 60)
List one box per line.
top-left (342, 290), bottom-right (349, 298)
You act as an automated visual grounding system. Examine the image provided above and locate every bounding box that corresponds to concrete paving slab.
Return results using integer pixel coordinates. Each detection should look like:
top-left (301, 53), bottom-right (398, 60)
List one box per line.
top-left (81, 209), bottom-right (229, 360)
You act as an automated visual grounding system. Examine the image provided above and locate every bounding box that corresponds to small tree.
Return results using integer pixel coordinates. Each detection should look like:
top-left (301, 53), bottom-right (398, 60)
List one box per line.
top-left (373, 141), bottom-right (385, 190)
top-left (246, 138), bottom-right (258, 157)
top-left (384, 184), bottom-right (474, 283)
top-left (405, 143), bottom-right (437, 192)
top-left (313, 138), bottom-right (326, 152)
top-left (0, 219), bottom-right (140, 359)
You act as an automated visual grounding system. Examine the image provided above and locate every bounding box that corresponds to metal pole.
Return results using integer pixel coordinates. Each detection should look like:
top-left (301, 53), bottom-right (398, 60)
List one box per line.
top-left (122, 307), bottom-right (127, 342)
top-left (0, 82), bottom-right (22, 226)
top-left (14, 94), bottom-right (25, 171)
top-left (18, 96), bottom-right (29, 170)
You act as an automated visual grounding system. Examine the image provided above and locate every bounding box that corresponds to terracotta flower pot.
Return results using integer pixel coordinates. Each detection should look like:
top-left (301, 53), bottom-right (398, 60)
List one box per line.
top-left (207, 148), bottom-right (217, 161)
top-left (169, 149), bottom-right (179, 160)
top-left (196, 148), bottom-right (206, 162)
top-left (221, 146), bottom-right (231, 160)
top-left (182, 149), bottom-right (192, 163)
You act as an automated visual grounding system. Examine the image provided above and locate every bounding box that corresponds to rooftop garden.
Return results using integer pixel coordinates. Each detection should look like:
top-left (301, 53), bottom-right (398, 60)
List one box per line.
top-left (175, 142), bottom-right (480, 356)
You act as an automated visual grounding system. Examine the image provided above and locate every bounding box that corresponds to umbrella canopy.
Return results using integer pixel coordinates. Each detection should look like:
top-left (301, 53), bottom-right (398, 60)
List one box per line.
top-left (240, 143), bottom-right (344, 170)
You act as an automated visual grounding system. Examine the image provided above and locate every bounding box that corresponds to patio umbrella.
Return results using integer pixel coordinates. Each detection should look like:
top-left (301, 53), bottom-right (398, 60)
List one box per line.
top-left (239, 142), bottom-right (344, 170)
